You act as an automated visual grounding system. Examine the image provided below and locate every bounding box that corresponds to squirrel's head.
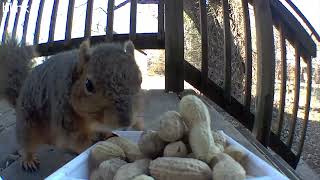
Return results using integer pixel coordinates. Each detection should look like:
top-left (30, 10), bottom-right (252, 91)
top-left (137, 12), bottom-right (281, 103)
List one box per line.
top-left (70, 39), bottom-right (142, 131)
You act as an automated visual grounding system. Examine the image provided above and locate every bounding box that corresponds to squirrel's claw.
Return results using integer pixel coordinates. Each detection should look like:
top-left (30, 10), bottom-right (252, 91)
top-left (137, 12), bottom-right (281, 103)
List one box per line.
top-left (21, 156), bottom-right (40, 172)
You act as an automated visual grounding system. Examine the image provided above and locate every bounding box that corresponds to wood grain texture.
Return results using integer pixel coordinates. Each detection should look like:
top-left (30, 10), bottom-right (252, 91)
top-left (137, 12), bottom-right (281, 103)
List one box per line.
top-left (222, 0), bottom-right (231, 104)
top-left (297, 57), bottom-right (312, 158)
top-left (287, 41), bottom-right (300, 148)
top-left (276, 22), bottom-right (287, 136)
top-left (252, 0), bottom-right (275, 146)
top-left (242, 0), bottom-right (252, 110)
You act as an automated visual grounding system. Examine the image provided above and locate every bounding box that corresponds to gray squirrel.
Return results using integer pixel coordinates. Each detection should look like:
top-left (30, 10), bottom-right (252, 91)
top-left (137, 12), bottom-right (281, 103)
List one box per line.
top-left (0, 37), bottom-right (143, 171)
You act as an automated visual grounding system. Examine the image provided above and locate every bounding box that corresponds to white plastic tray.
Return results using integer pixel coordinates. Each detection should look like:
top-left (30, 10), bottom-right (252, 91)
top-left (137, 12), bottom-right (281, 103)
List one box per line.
top-left (45, 130), bottom-right (289, 180)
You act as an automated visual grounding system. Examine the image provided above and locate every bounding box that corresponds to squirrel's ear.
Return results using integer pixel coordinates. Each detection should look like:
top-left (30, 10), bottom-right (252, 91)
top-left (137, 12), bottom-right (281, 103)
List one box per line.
top-left (77, 39), bottom-right (91, 73)
top-left (124, 40), bottom-right (135, 57)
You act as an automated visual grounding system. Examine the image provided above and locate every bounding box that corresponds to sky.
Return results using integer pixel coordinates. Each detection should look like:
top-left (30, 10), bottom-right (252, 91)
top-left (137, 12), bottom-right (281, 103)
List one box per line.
top-left (0, 0), bottom-right (159, 44)
top-left (0, 0), bottom-right (318, 47)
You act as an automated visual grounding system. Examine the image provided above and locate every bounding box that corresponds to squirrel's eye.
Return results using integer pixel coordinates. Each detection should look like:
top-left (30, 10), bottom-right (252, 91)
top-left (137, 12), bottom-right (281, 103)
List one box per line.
top-left (85, 79), bottom-right (95, 94)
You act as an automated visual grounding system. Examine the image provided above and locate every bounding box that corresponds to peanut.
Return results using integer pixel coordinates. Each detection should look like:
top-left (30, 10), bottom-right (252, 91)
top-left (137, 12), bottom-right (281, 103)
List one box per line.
top-left (163, 141), bottom-right (188, 157)
top-left (179, 95), bottom-right (221, 163)
top-left (138, 130), bottom-right (166, 159)
top-left (212, 130), bottom-right (227, 148)
top-left (113, 159), bottom-right (151, 180)
top-left (107, 136), bottom-right (144, 162)
top-left (224, 145), bottom-right (247, 163)
top-left (88, 141), bottom-right (125, 174)
top-left (149, 157), bottom-right (212, 180)
top-left (179, 95), bottom-right (210, 127)
top-left (132, 175), bottom-right (155, 180)
top-left (98, 158), bottom-right (127, 180)
top-left (158, 111), bottom-right (185, 142)
top-left (189, 122), bottom-right (221, 163)
top-left (211, 153), bottom-right (246, 180)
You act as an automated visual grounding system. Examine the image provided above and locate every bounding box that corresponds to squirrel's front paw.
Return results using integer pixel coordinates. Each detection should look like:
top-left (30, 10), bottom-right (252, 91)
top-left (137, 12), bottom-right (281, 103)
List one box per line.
top-left (21, 153), bottom-right (40, 172)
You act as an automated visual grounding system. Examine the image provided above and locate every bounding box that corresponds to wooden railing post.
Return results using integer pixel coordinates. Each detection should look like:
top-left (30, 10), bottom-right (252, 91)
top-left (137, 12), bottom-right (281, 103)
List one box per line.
top-left (21, 0), bottom-right (33, 45)
top-left (106, 0), bottom-right (114, 41)
top-left (84, 0), bottom-right (94, 38)
top-left (287, 41), bottom-right (301, 148)
top-left (65, 0), bottom-right (75, 40)
top-left (12, 0), bottom-right (23, 38)
top-left (200, 0), bottom-right (208, 94)
top-left (222, 0), bottom-right (232, 104)
top-left (48, 0), bottom-right (60, 42)
top-left (252, 0), bottom-right (275, 146)
top-left (276, 22), bottom-right (287, 136)
top-left (164, 0), bottom-right (184, 93)
top-left (157, 0), bottom-right (164, 40)
top-left (297, 57), bottom-right (312, 159)
top-left (0, 1), bottom-right (3, 27)
top-left (34, 0), bottom-right (46, 44)
top-left (242, 0), bottom-right (253, 111)
top-left (129, 0), bottom-right (137, 40)
top-left (2, 0), bottom-right (11, 42)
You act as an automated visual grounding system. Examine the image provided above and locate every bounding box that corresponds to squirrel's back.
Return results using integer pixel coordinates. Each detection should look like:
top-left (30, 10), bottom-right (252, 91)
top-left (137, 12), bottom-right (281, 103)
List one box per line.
top-left (17, 50), bottom-right (79, 126)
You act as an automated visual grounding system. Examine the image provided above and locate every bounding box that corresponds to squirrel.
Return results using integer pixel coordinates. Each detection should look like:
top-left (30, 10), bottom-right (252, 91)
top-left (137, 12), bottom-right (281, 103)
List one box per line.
top-left (0, 36), bottom-right (144, 172)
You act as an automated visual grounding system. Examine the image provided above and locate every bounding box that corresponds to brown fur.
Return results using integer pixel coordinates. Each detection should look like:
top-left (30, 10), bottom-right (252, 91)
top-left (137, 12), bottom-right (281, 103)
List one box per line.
top-left (0, 37), bottom-right (143, 171)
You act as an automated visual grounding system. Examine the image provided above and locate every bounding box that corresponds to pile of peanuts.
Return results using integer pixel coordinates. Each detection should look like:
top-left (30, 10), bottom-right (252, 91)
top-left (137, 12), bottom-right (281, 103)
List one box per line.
top-left (88, 95), bottom-right (250, 180)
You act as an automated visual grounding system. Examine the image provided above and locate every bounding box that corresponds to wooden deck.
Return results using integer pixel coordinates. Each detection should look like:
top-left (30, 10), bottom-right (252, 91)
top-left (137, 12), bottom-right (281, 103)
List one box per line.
top-left (0, 89), bottom-right (302, 180)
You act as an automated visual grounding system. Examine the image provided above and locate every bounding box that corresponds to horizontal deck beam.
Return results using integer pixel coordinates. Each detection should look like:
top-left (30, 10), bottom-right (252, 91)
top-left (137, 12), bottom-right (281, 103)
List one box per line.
top-left (33, 33), bottom-right (165, 57)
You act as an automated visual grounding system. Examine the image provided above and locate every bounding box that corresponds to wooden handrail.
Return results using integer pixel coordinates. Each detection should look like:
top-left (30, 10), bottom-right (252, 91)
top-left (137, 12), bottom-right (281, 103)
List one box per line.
top-left (284, 0), bottom-right (320, 42)
top-left (270, 0), bottom-right (316, 58)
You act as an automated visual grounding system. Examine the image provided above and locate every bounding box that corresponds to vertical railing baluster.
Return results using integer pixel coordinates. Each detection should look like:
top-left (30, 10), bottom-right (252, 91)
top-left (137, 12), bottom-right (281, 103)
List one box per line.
top-left (106, 0), bottom-right (114, 41)
top-left (65, 0), bottom-right (75, 40)
top-left (287, 41), bottom-right (301, 148)
top-left (129, 0), bottom-right (137, 40)
top-left (276, 22), bottom-right (287, 136)
top-left (252, 0), bottom-right (275, 146)
top-left (2, 0), bottom-right (11, 42)
top-left (34, 0), bottom-right (45, 44)
top-left (21, 0), bottom-right (33, 45)
top-left (157, 0), bottom-right (164, 40)
top-left (48, 0), bottom-right (60, 42)
top-left (200, 0), bottom-right (208, 93)
top-left (84, 0), bottom-right (94, 38)
top-left (297, 56), bottom-right (312, 158)
top-left (164, 0), bottom-right (184, 93)
top-left (0, 1), bottom-right (3, 27)
top-left (222, 0), bottom-right (231, 103)
top-left (242, 0), bottom-right (252, 110)
top-left (12, 0), bottom-right (23, 38)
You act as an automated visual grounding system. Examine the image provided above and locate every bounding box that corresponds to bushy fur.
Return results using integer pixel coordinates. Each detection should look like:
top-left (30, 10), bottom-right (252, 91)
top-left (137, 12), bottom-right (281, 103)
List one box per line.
top-left (0, 37), bottom-right (143, 171)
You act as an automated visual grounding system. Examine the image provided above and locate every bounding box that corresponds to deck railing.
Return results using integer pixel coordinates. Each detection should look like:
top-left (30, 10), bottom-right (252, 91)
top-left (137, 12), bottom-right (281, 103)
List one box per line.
top-left (0, 0), bottom-right (318, 172)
